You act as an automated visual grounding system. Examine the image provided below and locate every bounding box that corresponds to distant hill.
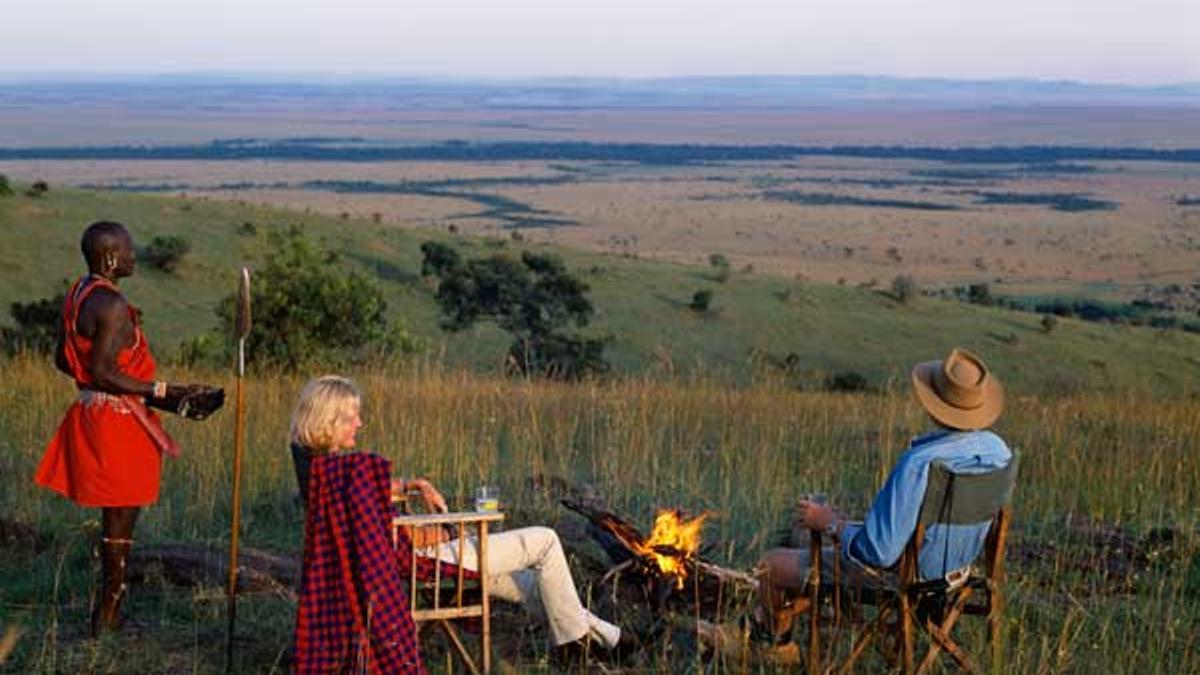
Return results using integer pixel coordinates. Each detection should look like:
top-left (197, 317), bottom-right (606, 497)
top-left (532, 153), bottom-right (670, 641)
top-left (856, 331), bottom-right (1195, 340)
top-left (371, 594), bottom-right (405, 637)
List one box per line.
top-left (3, 140), bottom-right (1200, 164)
top-left (2, 73), bottom-right (1200, 109)
top-left (2, 185), bottom-right (1197, 395)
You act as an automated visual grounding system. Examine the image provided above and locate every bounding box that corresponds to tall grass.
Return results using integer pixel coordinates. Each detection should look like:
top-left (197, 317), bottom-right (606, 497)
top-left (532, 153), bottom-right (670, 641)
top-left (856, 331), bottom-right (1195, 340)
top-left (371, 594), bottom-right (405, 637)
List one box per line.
top-left (1, 354), bottom-right (1197, 672)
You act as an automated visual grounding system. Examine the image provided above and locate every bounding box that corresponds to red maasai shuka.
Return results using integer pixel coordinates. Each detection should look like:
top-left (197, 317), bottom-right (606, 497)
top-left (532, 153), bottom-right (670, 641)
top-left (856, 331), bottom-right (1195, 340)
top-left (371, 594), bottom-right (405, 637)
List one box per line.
top-left (34, 275), bottom-right (176, 507)
top-left (295, 451), bottom-right (446, 675)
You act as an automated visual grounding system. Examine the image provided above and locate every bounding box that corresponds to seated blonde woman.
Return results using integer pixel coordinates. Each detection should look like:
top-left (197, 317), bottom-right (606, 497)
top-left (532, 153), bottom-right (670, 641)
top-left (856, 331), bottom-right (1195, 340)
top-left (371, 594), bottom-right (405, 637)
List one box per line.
top-left (290, 375), bottom-right (625, 656)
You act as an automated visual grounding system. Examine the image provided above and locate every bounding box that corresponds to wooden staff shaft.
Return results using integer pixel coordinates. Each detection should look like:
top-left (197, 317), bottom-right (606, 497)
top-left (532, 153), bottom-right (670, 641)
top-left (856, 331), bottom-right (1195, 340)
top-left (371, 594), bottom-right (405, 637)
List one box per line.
top-left (226, 267), bottom-right (251, 672)
top-left (225, 350), bottom-right (247, 670)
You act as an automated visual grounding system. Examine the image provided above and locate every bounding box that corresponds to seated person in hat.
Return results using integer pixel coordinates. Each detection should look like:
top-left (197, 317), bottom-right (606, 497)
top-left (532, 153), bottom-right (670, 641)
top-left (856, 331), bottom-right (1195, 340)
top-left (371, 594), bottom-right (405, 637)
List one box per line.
top-left (752, 347), bottom-right (1012, 661)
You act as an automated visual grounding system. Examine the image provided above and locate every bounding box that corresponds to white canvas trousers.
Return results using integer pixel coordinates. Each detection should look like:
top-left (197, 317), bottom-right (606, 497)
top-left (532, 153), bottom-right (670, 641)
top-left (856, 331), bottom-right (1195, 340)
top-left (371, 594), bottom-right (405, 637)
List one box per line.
top-left (424, 526), bottom-right (621, 647)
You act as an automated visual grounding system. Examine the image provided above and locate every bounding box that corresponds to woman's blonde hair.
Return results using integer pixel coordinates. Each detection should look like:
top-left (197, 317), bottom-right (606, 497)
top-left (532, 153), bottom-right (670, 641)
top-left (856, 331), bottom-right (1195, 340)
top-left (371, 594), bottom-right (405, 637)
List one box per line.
top-left (290, 375), bottom-right (361, 450)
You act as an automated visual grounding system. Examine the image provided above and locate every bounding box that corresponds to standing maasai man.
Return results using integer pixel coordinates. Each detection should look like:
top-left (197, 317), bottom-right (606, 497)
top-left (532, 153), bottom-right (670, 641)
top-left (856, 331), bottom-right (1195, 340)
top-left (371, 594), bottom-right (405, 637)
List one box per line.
top-left (34, 221), bottom-right (225, 634)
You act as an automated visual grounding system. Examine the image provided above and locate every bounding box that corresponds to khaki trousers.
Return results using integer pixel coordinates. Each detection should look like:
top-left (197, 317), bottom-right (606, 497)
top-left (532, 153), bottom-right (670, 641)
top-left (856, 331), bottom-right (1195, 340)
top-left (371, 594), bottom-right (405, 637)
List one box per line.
top-left (424, 526), bottom-right (620, 647)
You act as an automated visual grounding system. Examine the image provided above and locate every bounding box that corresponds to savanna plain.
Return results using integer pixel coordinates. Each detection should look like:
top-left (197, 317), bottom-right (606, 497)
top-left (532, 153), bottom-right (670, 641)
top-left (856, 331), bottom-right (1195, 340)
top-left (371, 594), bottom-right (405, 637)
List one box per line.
top-left (1, 95), bottom-right (1199, 673)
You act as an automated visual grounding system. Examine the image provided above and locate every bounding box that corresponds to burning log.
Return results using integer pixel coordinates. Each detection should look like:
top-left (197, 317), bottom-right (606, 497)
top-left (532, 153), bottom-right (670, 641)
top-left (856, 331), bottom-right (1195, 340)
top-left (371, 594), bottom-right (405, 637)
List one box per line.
top-left (562, 499), bottom-right (710, 589)
top-left (561, 498), bottom-right (758, 618)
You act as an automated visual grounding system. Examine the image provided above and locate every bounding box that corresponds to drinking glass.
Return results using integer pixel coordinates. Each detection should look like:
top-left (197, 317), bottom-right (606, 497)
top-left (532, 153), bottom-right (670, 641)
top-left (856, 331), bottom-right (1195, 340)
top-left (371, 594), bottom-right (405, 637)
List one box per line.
top-left (475, 486), bottom-right (500, 512)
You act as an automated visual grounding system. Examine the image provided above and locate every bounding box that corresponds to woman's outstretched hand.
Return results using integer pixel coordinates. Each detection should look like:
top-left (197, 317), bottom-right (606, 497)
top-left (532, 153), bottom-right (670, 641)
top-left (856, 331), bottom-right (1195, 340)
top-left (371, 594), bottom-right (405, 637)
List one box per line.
top-left (409, 478), bottom-right (448, 513)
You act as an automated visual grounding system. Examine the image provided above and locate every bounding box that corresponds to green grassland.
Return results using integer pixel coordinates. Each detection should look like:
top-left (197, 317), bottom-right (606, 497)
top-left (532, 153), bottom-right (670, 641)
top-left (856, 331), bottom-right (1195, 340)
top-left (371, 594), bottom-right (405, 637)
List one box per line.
top-left (1, 186), bottom-right (1199, 672)
top-left (0, 361), bottom-right (1197, 673)
top-left (2, 185), bottom-right (1198, 395)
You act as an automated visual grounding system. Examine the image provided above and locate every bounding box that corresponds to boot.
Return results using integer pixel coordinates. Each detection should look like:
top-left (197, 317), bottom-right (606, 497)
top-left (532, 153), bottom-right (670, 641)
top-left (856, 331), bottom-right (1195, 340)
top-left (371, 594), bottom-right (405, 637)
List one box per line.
top-left (91, 537), bottom-right (133, 636)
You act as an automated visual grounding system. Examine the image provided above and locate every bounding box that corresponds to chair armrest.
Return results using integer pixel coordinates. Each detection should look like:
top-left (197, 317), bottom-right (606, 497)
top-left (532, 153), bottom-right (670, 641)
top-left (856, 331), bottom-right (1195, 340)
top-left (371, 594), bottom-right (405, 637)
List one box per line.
top-left (393, 511), bottom-right (505, 527)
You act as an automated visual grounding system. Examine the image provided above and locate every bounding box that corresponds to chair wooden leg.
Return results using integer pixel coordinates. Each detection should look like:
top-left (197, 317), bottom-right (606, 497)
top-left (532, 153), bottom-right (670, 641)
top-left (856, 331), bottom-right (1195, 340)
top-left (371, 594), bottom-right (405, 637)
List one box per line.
top-left (480, 521), bottom-right (491, 675)
top-left (916, 588), bottom-right (973, 675)
top-left (439, 620), bottom-right (482, 675)
top-left (837, 603), bottom-right (893, 675)
top-left (923, 619), bottom-right (980, 675)
top-left (989, 586), bottom-right (1004, 675)
top-left (987, 508), bottom-right (1011, 675)
top-left (899, 592), bottom-right (914, 674)
top-left (809, 534), bottom-right (822, 675)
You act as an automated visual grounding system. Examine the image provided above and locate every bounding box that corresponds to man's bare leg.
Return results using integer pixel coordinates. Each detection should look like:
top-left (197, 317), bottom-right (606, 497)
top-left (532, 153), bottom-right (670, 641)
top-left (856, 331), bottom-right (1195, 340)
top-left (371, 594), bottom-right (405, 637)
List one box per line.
top-left (93, 506), bottom-right (139, 635)
top-left (757, 548), bottom-right (811, 641)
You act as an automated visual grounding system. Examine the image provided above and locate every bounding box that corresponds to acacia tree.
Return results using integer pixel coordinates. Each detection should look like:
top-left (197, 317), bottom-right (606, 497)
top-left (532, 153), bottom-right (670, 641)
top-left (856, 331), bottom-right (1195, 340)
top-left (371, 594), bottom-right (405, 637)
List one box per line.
top-left (212, 227), bottom-right (418, 370)
top-left (141, 235), bottom-right (192, 273)
top-left (421, 242), bottom-right (608, 379)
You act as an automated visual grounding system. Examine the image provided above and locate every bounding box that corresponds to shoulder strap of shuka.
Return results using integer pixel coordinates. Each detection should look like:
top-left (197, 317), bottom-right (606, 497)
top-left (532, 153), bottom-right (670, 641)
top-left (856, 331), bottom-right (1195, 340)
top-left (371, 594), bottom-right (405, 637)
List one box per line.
top-left (65, 275), bottom-right (122, 336)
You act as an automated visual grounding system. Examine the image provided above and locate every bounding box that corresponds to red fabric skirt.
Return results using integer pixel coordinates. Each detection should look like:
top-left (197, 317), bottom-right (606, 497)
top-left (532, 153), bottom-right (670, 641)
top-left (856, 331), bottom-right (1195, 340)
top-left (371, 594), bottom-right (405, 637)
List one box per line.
top-left (35, 397), bottom-right (163, 507)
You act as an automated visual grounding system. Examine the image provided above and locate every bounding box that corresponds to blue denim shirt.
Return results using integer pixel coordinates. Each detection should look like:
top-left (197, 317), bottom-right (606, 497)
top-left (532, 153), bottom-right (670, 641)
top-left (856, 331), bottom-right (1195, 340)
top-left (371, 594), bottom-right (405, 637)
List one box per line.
top-left (841, 429), bottom-right (1012, 581)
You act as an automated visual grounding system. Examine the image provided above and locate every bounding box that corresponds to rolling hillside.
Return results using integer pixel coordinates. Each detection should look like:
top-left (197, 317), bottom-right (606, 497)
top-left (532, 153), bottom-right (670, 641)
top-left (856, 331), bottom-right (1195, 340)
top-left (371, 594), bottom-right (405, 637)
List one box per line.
top-left (1, 185), bottom-right (1197, 395)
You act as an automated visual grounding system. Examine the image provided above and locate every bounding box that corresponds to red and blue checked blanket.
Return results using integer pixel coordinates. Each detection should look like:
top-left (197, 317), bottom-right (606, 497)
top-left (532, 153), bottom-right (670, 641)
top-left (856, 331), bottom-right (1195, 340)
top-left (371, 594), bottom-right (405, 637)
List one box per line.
top-left (294, 451), bottom-right (427, 675)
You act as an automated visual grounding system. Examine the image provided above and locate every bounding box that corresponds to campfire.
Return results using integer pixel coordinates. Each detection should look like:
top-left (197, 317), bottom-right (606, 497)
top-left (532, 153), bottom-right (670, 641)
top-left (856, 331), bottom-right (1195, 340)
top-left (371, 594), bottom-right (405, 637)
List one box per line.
top-left (620, 509), bottom-right (709, 588)
top-left (558, 494), bottom-right (761, 651)
top-left (561, 500), bottom-right (742, 596)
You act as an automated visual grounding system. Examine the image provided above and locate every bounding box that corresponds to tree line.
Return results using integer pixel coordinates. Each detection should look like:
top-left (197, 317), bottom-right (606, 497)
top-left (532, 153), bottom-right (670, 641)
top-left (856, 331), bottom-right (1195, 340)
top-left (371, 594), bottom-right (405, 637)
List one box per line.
top-left (2, 141), bottom-right (1200, 164)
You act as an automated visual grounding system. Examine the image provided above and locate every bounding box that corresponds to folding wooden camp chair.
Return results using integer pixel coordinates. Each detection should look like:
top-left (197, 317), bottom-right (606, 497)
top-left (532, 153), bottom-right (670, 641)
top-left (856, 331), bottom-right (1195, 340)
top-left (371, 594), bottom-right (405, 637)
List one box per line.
top-left (392, 492), bottom-right (504, 675)
top-left (810, 454), bottom-right (1018, 675)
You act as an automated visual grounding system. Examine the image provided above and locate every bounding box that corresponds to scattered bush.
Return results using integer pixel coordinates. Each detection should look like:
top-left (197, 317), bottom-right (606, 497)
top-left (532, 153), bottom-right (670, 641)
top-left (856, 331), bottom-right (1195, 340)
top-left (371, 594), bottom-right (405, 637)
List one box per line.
top-left (1, 290), bottom-right (64, 355)
top-left (420, 241), bottom-right (463, 278)
top-left (25, 180), bottom-right (49, 198)
top-left (967, 283), bottom-right (994, 306)
top-left (1041, 314), bottom-right (1059, 333)
top-left (824, 370), bottom-right (870, 392)
top-left (709, 253), bottom-right (731, 282)
top-left (507, 332), bottom-right (611, 381)
top-left (0, 174), bottom-right (12, 197)
top-left (890, 275), bottom-right (919, 304)
top-left (690, 289), bottom-right (714, 313)
top-left (140, 235), bottom-right (192, 273)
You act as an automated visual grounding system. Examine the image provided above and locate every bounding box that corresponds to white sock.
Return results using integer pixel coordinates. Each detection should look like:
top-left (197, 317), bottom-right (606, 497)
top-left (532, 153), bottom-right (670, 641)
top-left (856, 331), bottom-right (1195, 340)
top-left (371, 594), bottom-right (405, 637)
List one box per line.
top-left (587, 614), bottom-right (622, 648)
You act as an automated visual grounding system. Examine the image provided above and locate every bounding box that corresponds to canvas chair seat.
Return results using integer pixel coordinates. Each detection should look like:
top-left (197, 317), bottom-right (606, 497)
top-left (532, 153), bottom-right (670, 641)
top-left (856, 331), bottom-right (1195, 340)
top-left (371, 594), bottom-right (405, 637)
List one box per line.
top-left (805, 454), bottom-right (1018, 675)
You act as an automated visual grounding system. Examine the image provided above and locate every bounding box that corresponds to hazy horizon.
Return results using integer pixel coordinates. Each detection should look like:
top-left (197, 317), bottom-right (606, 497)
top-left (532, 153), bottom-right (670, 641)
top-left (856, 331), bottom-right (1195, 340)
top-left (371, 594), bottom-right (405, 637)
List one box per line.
top-left (2, 0), bottom-right (1198, 86)
top-left (0, 71), bottom-right (1199, 89)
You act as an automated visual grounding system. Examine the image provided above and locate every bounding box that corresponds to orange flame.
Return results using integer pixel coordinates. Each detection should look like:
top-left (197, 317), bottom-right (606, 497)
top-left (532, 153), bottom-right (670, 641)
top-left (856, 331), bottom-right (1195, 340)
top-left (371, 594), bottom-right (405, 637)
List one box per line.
top-left (632, 509), bottom-right (709, 588)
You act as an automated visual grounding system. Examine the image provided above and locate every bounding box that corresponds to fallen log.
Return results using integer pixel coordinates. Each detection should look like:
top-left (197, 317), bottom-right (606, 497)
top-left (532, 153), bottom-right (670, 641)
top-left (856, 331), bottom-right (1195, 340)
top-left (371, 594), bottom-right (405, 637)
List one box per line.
top-left (697, 561), bottom-right (760, 591)
top-left (0, 517), bottom-right (48, 554)
top-left (128, 543), bottom-right (299, 598)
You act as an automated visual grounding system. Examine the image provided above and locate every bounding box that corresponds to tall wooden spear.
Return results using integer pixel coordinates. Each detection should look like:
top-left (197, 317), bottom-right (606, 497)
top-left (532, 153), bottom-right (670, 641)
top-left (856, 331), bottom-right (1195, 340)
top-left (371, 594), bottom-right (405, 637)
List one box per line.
top-left (226, 267), bottom-right (251, 672)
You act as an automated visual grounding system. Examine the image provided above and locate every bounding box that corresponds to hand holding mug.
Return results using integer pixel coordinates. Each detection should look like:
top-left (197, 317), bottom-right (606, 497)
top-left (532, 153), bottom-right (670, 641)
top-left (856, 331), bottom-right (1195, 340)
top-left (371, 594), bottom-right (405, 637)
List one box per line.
top-left (795, 496), bottom-right (835, 532)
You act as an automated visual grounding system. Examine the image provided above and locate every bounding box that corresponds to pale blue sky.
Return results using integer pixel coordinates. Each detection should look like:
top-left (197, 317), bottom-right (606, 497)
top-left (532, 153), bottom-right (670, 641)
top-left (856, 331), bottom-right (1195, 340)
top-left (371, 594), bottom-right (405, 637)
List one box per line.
top-left (1, 0), bottom-right (1197, 84)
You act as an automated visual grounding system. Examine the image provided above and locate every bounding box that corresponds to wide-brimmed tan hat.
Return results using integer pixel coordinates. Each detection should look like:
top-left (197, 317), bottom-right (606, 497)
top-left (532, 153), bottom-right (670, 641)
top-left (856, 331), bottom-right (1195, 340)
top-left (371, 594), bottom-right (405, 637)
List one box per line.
top-left (911, 347), bottom-right (1004, 430)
